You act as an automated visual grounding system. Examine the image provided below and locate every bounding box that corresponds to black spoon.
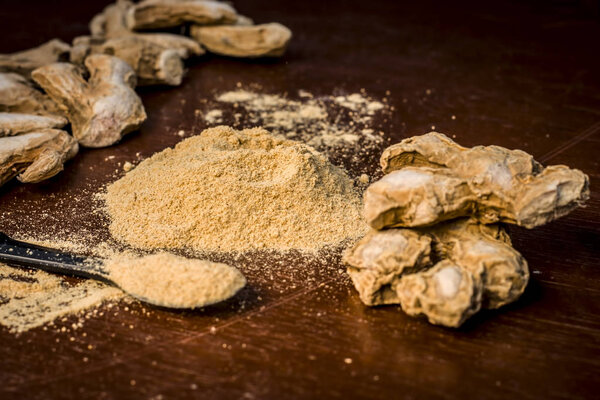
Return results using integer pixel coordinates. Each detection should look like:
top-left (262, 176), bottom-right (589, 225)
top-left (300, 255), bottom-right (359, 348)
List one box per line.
top-left (0, 232), bottom-right (109, 283)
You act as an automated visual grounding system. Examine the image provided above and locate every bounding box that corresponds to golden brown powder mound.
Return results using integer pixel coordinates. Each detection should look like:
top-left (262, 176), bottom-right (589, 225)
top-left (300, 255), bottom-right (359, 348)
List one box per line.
top-left (106, 253), bottom-right (246, 308)
top-left (104, 126), bottom-right (368, 252)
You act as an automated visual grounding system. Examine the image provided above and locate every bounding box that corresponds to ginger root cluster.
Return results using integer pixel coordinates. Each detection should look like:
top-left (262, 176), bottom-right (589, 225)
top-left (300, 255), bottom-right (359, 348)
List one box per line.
top-left (344, 132), bottom-right (589, 327)
top-left (0, 0), bottom-right (292, 187)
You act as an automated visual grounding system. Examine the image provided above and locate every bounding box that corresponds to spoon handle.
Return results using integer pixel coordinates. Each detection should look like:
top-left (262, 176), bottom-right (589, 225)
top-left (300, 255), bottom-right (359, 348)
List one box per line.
top-left (0, 232), bottom-right (109, 283)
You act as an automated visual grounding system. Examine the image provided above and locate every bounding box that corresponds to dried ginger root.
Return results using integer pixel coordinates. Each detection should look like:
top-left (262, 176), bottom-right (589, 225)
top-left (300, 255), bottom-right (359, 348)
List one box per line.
top-left (0, 129), bottom-right (78, 185)
top-left (0, 39), bottom-right (71, 78)
top-left (71, 34), bottom-right (203, 86)
top-left (365, 132), bottom-right (589, 229)
top-left (343, 229), bottom-right (432, 306)
top-left (93, 0), bottom-right (236, 36)
top-left (126, 0), bottom-right (238, 30)
top-left (81, 1), bottom-right (205, 86)
top-left (397, 260), bottom-right (484, 328)
top-left (426, 221), bottom-right (528, 309)
top-left (190, 23), bottom-right (292, 58)
top-left (89, 0), bottom-right (132, 38)
top-left (0, 72), bottom-right (62, 116)
top-left (343, 219), bottom-right (529, 327)
top-left (32, 55), bottom-right (146, 148)
top-left (0, 112), bottom-right (67, 137)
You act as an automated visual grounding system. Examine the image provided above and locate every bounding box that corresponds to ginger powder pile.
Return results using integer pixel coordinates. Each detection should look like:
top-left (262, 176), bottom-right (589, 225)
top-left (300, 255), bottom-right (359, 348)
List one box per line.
top-left (104, 126), bottom-right (368, 252)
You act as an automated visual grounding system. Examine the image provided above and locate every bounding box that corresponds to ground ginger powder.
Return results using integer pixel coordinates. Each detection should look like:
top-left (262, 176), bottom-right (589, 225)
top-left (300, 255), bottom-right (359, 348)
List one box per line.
top-left (104, 126), bottom-right (368, 252)
top-left (106, 253), bottom-right (246, 308)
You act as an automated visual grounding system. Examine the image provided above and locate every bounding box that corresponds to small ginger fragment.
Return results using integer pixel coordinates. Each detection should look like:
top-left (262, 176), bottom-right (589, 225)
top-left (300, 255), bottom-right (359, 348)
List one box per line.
top-left (396, 260), bottom-right (483, 328)
top-left (0, 129), bottom-right (78, 185)
top-left (0, 112), bottom-right (67, 137)
top-left (365, 132), bottom-right (589, 229)
top-left (32, 55), bottom-right (146, 148)
top-left (90, 0), bottom-right (132, 38)
top-left (0, 72), bottom-right (62, 116)
top-left (71, 34), bottom-right (204, 86)
top-left (126, 0), bottom-right (238, 30)
top-left (190, 23), bottom-right (292, 58)
top-left (343, 219), bottom-right (529, 327)
top-left (425, 220), bottom-right (529, 309)
top-left (235, 15), bottom-right (254, 27)
top-left (0, 39), bottom-right (70, 78)
top-left (343, 229), bottom-right (432, 305)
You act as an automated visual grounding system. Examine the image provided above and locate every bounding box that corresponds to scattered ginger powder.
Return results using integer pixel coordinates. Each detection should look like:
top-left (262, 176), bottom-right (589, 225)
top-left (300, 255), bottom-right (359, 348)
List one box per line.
top-left (104, 126), bottom-right (368, 252)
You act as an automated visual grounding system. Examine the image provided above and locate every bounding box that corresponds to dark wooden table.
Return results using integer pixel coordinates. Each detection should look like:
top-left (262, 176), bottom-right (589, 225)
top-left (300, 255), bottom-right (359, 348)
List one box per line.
top-left (1, 1), bottom-right (599, 398)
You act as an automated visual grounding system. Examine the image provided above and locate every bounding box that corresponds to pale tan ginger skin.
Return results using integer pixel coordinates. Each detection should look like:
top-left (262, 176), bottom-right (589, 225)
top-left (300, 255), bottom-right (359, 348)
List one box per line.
top-left (190, 23), bottom-right (292, 58)
top-left (106, 253), bottom-right (246, 308)
top-left (397, 260), bottom-right (484, 328)
top-left (0, 39), bottom-right (70, 78)
top-left (425, 220), bottom-right (529, 309)
top-left (0, 129), bottom-right (78, 185)
top-left (126, 0), bottom-right (238, 31)
top-left (0, 72), bottom-right (62, 116)
top-left (0, 112), bottom-right (67, 137)
top-left (365, 132), bottom-right (590, 229)
top-left (70, 34), bottom-right (204, 86)
top-left (89, 0), bottom-right (251, 35)
top-left (235, 15), bottom-right (254, 26)
top-left (105, 126), bottom-right (367, 252)
top-left (343, 219), bottom-right (529, 327)
top-left (32, 54), bottom-right (147, 148)
top-left (89, 0), bottom-right (132, 38)
top-left (343, 229), bottom-right (432, 306)
top-left (80, 0), bottom-right (204, 86)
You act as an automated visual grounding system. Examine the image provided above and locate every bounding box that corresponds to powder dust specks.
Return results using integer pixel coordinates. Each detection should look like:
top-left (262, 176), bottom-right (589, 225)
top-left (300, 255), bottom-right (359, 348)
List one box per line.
top-left (201, 89), bottom-right (391, 171)
top-left (0, 263), bottom-right (122, 334)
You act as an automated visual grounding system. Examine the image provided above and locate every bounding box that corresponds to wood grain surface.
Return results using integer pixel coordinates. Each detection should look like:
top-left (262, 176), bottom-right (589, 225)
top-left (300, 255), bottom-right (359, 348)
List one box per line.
top-left (1, 1), bottom-right (599, 399)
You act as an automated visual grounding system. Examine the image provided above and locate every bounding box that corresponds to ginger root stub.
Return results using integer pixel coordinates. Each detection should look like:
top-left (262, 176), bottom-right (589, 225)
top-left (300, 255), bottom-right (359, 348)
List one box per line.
top-left (365, 132), bottom-right (589, 229)
top-left (0, 73), bottom-right (62, 117)
top-left (190, 23), bottom-right (292, 58)
top-left (0, 129), bottom-right (78, 185)
top-left (32, 55), bottom-right (146, 148)
top-left (0, 39), bottom-right (70, 78)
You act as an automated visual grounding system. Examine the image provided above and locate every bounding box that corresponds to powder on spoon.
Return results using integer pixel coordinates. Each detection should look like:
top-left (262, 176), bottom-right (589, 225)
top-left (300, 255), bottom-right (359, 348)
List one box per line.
top-left (104, 126), bottom-right (368, 253)
top-left (106, 253), bottom-right (246, 308)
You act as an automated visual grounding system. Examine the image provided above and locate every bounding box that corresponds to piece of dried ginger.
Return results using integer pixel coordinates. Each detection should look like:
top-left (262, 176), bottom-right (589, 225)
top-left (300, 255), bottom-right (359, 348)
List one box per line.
top-left (0, 112), bottom-right (66, 137)
top-left (0, 39), bottom-right (70, 78)
top-left (71, 34), bottom-right (203, 86)
top-left (81, 0), bottom-right (210, 86)
top-left (32, 54), bottom-right (146, 148)
top-left (0, 130), bottom-right (78, 185)
top-left (190, 23), bottom-right (292, 58)
top-left (365, 132), bottom-right (589, 229)
top-left (0, 72), bottom-right (62, 116)
top-left (344, 219), bottom-right (529, 327)
top-left (126, 0), bottom-right (238, 30)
